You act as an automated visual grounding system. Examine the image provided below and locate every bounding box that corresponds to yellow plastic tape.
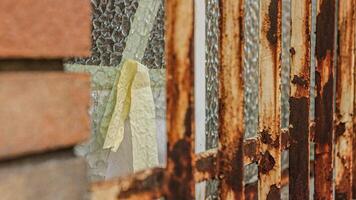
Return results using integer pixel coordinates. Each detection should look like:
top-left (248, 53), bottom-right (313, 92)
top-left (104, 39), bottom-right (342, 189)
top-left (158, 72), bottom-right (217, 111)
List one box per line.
top-left (103, 59), bottom-right (158, 171)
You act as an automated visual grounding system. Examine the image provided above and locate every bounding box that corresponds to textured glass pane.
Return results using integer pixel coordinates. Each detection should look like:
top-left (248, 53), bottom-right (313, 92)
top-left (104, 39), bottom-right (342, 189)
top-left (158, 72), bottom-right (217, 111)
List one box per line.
top-left (281, 0), bottom-right (291, 130)
top-left (68, 0), bottom-right (139, 66)
top-left (244, 0), bottom-right (259, 139)
top-left (204, 0), bottom-right (220, 198)
top-left (65, 0), bottom-right (166, 181)
top-left (205, 0), bottom-right (220, 150)
top-left (142, 4), bottom-right (165, 69)
top-left (281, 1), bottom-right (291, 199)
top-left (242, 0), bottom-right (260, 194)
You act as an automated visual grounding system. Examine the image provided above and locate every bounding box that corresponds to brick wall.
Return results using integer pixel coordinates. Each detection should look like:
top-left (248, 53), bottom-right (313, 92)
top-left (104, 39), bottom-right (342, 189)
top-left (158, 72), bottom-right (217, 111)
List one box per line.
top-left (0, 1), bottom-right (92, 199)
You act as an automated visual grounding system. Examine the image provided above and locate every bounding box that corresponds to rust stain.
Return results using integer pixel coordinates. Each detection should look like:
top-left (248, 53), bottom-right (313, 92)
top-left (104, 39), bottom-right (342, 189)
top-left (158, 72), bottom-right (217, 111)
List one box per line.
top-left (288, 2), bottom-right (311, 198)
top-left (118, 168), bottom-right (165, 199)
top-left (260, 129), bottom-right (274, 144)
top-left (262, 0), bottom-right (281, 72)
top-left (281, 128), bottom-right (290, 150)
top-left (335, 122), bottom-right (346, 138)
top-left (258, 0), bottom-right (282, 198)
top-left (314, 74), bottom-right (334, 200)
top-left (165, 0), bottom-right (195, 199)
top-left (244, 167), bottom-right (291, 200)
top-left (335, 0), bottom-right (355, 198)
top-left (218, 0), bottom-right (245, 199)
top-left (260, 129), bottom-right (280, 148)
top-left (315, 0), bottom-right (336, 61)
top-left (245, 182), bottom-right (258, 200)
top-left (266, 0), bottom-right (279, 48)
top-left (266, 184), bottom-right (280, 200)
top-left (315, 75), bottom-right (334, 127)
top-left (291, 75), bottom-right (308, 88)
top-left (194, 149), bottom-right (217, 182)
top-left (314, 0), bottom-right (336, 199)
top-left (244, 138), bottom-right (260, 164)
top-left (289, 97), bottom-right (310, 200)
top-left (167, 139), bottom-right (194, 199)
top-left (259, 151), bottom-right (276, 174)
top-left (90, 168), bottom-right (165, 200)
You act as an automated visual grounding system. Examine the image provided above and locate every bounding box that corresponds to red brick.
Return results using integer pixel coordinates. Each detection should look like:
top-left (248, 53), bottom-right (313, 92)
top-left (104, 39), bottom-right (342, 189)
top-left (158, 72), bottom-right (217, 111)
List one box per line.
top-left (0, 0), bottom-right (91, 58)
top-left (0, 152), bottom-right (88, 200)
top-left (0, 72), bottom-right (91, 160)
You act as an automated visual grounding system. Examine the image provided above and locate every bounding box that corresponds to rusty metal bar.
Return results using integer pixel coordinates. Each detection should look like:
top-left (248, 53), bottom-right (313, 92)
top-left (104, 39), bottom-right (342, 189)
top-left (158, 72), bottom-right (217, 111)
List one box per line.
top-left (288, 0), bottom-right (312, 199)
top-left (218, 0), bottom-right (245, 199)
top-left (258, 0), bottom-right (282, 199)
top-left (314, 0), bottom-right (337, 199)
top-left (195, 148), bottom-right (218, 182)
top-left (353, 26), bottom-right (356, 199)
top-left (90, 168), bottom-right (165, 200)
top-left (335, 0), bottom-right (355, 199)
top-left (245, 167), bottom-right (290, 200)
top-left (353, 11), bottom-right (356, 197)
top-left (89, 132), bottom-right (294, 199)
top-left (164, 0), bottom-right (195, 199)
top-left (196, 132), bottom-right (289, 183)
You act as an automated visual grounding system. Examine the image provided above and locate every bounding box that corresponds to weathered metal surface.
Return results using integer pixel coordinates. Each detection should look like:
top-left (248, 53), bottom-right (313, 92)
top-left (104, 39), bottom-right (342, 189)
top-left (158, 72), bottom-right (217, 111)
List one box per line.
top-left (289, 0), bottom-right (311, 199)
top-left (314, 0), bottom-right (337, 199)
top-left (195, 149), bottom-right (217, 182)
top-left (89, 132), bottom-right (297, 199)
top-left (335, 1), bottom-right (355, 199)
top-left (245, 167), bottom-right (289, 200)
top-left (86, 1), bottom-right (355, 199)
top-left (218, 0), bottom-right (245, 199)
top-left (245, 182), bottom-right (258, 200)
top-left (195, 132), bottom-right (290, 183)
top-left (91, 168), bottom-right (164, 200)
top-left (354, 37), bottom-right (356, 200)
top-left (165, 0), bottom-right (195, 199)
top-left (314, 0), bottom-right (336, 199)
top-left (353, 15), bottom-right (356, 198)
top-left (244, 138), bottom-right (260, 165)
top-left (258, 0), bottom-right (282, 199)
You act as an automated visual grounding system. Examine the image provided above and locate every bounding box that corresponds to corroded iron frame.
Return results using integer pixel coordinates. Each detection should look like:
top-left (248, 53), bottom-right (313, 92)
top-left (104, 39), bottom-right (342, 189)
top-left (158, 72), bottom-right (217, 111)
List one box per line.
top-left (89, 0), bottom-right (356, 199)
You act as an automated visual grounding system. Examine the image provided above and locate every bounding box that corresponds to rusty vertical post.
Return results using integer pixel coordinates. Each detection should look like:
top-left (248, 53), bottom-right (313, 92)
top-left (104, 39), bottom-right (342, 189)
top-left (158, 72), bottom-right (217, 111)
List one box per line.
top-left (353, 8), bottom-right (356, 197)
top-left (257, 0), bottom-right (282, 199)
top-left (218, 0), bottom-right (245, 199)
top-left (314, 0), bottom-right (336, 199)
top-left (165, 0), bottom-right (195, 199)
top-left (288, 0), bottom-right (312, 199)
top-left (353, 9), bottom-right (356, 198)
top-left (335, 0), bottom-right (355, 199)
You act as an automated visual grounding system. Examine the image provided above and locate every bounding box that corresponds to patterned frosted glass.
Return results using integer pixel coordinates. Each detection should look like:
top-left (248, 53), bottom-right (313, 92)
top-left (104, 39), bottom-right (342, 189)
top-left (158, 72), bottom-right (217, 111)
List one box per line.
top-left (68, 0), bottom-right (139, 66)
top-left (205, 0), bottom-right (220, 150)
top-left (142, 3), bottom-right (165, 69)
top-left (241, 0), bottom-right (260, 194)
top-left (281, 0), bottom-right (291, 129)
top-left (66, 0), bottom-right (165, 181)
top-left (204, 0), bottom-right (220, 198)
top-left (244, 0), bottom-right (260, 139)
top-left (67, 0), bottom-right (165, 69)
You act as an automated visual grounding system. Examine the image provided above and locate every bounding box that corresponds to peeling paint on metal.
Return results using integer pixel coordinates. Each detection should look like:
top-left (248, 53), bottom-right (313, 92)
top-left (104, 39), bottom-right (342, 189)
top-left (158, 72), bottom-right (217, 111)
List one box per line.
top-left (314, 0), bottom-right (336, 199)
top-left (289, 0), bottom-right (311, 199)
top-left (335, 0), bottom-right (355, 199)
top-left (165, 0), bottom-right (195, 199)
top-left (218, 0), bottom-right (245, 199)
top-left (258, 0), bottom-right (282, 199)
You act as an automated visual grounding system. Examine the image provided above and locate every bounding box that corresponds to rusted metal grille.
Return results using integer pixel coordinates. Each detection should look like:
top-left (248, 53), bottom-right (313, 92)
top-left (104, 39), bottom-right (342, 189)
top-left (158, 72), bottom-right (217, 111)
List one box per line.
top-left (289, 0), bottom-right (311, 199)
top-left (90, 0), bottom-right (356, 199)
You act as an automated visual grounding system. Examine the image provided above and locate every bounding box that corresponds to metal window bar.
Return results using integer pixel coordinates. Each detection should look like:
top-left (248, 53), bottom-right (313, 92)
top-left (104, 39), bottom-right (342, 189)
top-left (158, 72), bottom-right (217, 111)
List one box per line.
top-left (89, 0), bottom-right (356, 199)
